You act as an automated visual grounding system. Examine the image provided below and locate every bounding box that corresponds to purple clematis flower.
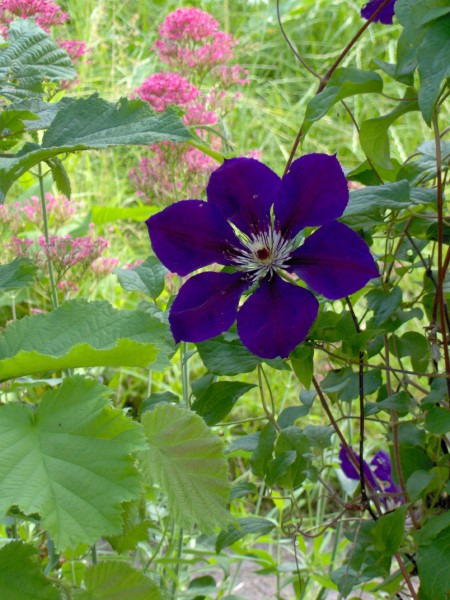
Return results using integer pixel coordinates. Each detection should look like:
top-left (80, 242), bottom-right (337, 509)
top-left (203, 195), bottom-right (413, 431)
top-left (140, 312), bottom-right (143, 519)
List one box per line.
top-left (339, 445), bottom-right (403, 505)
top-left (146, 154), bottom-right (379, 359)
top-left (361, 0), bottom-right (396, 24)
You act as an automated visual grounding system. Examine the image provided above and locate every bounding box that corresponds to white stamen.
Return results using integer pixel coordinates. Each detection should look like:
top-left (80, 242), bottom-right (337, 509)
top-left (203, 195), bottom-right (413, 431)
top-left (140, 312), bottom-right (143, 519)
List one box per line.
top-left (230, 227), bottom-right (296, 282)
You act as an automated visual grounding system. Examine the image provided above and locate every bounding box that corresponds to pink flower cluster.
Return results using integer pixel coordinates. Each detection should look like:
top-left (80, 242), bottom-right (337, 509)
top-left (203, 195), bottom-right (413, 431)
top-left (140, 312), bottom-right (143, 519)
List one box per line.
top-left (57, 39), bottom-right (90, 64)
top-left (38, 235), bottom-right (109, 270)
top-left (135, 72), bottom-right (217, 126)
top-left (129, 8), bottom-right (256, 205)
top-left (90, 256), bottom-right (119, 277)
top-left (0, 0), bottom-right (68, 32)
top-left (154, 8), bottom-right (236, 72)
top-left (129, 144), bottom-right (217, 203)
top-left (21, 193), bottom-right (79, 228)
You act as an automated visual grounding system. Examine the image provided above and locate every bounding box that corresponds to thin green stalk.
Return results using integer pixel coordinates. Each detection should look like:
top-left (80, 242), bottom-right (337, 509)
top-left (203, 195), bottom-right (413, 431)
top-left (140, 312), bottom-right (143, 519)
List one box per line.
top-left (169, 527), bottom-right (184, 600)
top-left (180, 342), bottom-right (190, 407)
top-left (90, 544), bottom-right (97, 565)
top-left (37, 162), bottom-right (58, 309)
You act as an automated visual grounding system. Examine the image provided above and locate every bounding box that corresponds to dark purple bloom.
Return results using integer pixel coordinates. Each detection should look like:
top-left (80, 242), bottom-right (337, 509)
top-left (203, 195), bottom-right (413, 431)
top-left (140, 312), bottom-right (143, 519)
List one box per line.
top-left (361, 0), bottom-right (396, 24)
top-left (146, 154), bottom-right (379, 359)
top-left (339, 445), bottom-right (403, 505)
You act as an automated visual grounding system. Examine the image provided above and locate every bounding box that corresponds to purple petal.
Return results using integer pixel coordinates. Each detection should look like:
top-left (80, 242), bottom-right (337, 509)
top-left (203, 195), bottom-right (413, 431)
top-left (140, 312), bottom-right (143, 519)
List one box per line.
top-left (370, 450), bottom-right (401, 494)
top-left (289, 221), bottom-right (379, 300)
top-left (146, 200), bottom-right (243, 276)
top-left (206, 157), bottom-right (281, 236)
top-left (237, 275), bottom-right (318, 359)
top-left (361, 0), bottom-right (396, 24)
top-left (274, 154), bottom-right (349, 239)
top-left (339, 445), bottom-right (378, 490)
top-left (169, 271), bottom-right (249, 343)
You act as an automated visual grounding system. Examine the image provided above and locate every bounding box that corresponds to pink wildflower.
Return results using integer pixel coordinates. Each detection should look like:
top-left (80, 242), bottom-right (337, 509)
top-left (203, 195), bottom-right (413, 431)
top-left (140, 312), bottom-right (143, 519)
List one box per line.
top-left (57, 39), bottom-right (90, 64)
top-left (216, 65), bottom-right (250, 88)
top-left (91, 256), bottom-right (120, 277)
top-left (38, 235), bottom-right (109, 275)
top-left (154, 8), bottom-right (236, 72)
top-left (7, 236), bottom-right (34, 257)
top-left (0, 0), bottom-right (69, 32)
top-left (21, 193), bottom-right (78, 229)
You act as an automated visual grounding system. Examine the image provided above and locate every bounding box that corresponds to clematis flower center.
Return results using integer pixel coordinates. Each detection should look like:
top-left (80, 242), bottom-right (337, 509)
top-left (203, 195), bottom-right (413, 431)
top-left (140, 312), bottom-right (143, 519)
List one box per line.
top-left (231, 227), bottom-right (296, 281)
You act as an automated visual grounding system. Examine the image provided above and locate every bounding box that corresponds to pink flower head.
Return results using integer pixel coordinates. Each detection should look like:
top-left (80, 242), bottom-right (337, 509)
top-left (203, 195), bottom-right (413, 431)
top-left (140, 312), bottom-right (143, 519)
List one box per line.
top-left (134, 72), bottom-right (199, 112)
top-left (154, 8), bottom-right (236, 72)
top-left (58, 39), bottom-right (90, 63)
top-left (134, 71), bottom-right (217, 126)
top-left (157, 7), bottom-right (219, 41)
top-left (0, 0), bottom-right (69, 32)
top-left (91, 256), bottom-right (119, 277)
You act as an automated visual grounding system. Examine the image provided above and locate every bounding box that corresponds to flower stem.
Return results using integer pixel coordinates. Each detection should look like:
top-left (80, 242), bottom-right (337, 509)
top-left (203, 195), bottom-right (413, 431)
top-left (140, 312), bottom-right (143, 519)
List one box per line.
top-left (432, 113), bottom-right (450, 394)
top-left (37, 162), bottom-right (58, 309)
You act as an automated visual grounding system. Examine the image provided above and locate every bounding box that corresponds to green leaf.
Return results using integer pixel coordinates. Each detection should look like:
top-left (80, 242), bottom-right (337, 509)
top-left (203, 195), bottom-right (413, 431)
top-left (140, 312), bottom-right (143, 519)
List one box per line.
top-left (91, 205), bottom-right (156, 224)
top-left (417, 16), bottom-right (450, 125)
top-left (0, 107), bottom-right (39, 149)
top-left (215, 517), bottom-right (275, 553)
top-left (303, 68), bottom-right (383, 132)
top-left (107, 502), bottom-right (152, 554)
top-left (8, 98), bottom-right (75, 130)
top-left (250, 423), bottom-right (276, 477)
top-left (366, 287), bottom-right (402, 327)
top-left (0, 257), bottom-right (37, 290)
top-left (75, 561), bottom-right (161, 600)
top-left (406, 470), bottom-right (435, 502)
top-left (114, 256), bottom-right (167, 300)
top-left (395, 0), bottom-right (450, 77)
top-left (359, 96), bottom-right (418, 168)
top-left (197, 334), bottom-right (261, 375)
top-left (342, 181), bottom-right (414, 227)
top-left (370, 58), bottom-right (414, 86)
top-left (0, 19), bottom-right (75, 90)
top-left (365, 391), bottom-right (411, 416)
top-left (0, 377), bottom-right (145, 549)
top-left (302, 425), bottom-right (334, 449)
top-left (47, 156), bottom-right (71, 199)
top-left (274, 426), bottom-right (311, 489)
top-left (0, 299), bottom-right (173, 380)
top-left (0, 541), bottom-right (59, 600)
top-left (425, 407), bottom-right (450, 434)
top-left (265, 451), bottom-right (297, 486)
top-left (0, 95), bottom-right (192, 201)
top-left (192, 381), bottom-right (255, 426)
top-left (140, 404), bottom-right (231, 532)
top-left (290, 345), bottom-right (314, 389)
top-left (417, 526), bottom-right (450, 600)
top-left (370, 506), bottom-right (407, 556)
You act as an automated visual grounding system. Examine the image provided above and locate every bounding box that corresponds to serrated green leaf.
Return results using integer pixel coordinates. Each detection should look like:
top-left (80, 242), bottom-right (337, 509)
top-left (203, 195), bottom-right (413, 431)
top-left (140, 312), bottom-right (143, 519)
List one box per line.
top-left (197, 334), bottom-right (261, 375)
top-left (303, 68), bottom-right (383, 133)
top-left (0, 19), bottom-right (75, 89)
top-left (0, 541), bottom-right (59, 600)
top-left (9, 97), bottom-right (75, 130)
top-left (75, 561), bottom-right (161, 600)
top-left (192, 381), bottom-right (255, 426)
top-left (0, 377), bottom-right (145, 549)
top-left (215, 517), bottom-right (275, 553)
top-left (114, 256), bottom-right (167, 300)
top-left (107, 502), bottom-right (152, 554)
top-left (0, 257), bottom-right (36, 290)
top-left (359, 96), bottom-right (418, 168)
top-left (0, 299), bottom-right (173, 380)
top-left (417, 16), bottom-right (450, 125)
top-left (0, 95), bottom-right (192, 201)
top-left (140, 404), bottom-right (231, 532)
